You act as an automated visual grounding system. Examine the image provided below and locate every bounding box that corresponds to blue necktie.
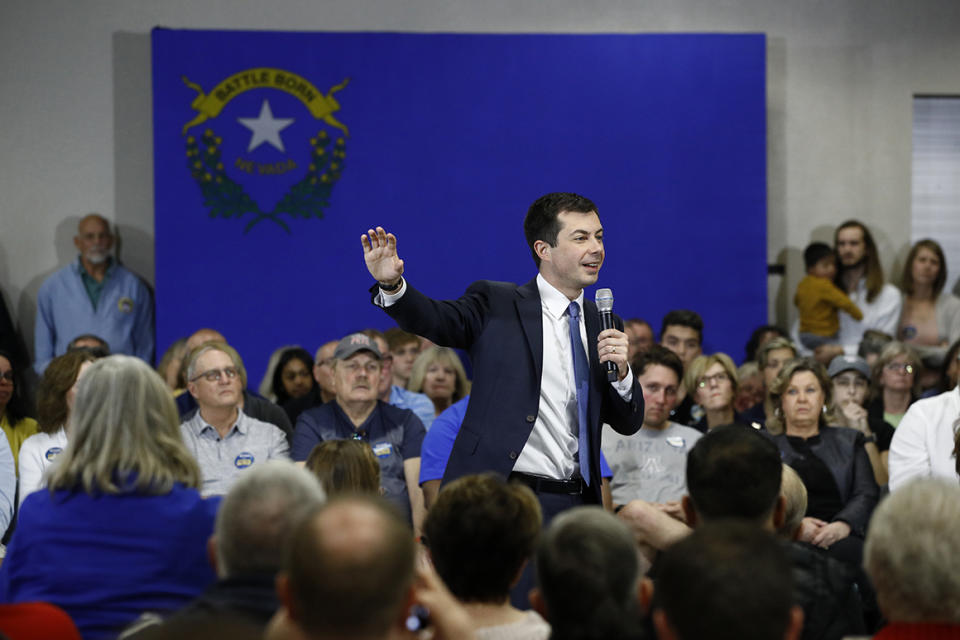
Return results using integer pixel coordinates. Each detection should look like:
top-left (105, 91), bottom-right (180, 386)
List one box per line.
top-left (567, 301), bottom-right (591, 486)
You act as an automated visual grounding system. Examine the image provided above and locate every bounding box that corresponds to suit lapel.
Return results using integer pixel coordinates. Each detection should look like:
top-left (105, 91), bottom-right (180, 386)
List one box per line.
top-left (516, 278), bottom-right (543, 383)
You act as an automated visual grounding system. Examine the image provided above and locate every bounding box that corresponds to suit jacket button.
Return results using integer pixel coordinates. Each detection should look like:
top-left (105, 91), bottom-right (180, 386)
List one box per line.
top-left (509, 451), bottom-right (518, 460)
top-left (525, 415), bottom-right (535, 423)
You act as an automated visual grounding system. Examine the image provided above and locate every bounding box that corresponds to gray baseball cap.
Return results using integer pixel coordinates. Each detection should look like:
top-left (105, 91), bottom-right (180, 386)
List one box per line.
top-left (827, 354), bottom-right (870, 379)
top-left (334, 333), bottom-right (382, 361)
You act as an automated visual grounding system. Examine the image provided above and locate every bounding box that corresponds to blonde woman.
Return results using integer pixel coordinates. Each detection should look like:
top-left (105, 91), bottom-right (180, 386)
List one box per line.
top-left (408, 347), bottom-right (471, 417)
top-left (683, 353), bottom-right (744, 432)
top-left (0, 356), bottom-right (217, 640)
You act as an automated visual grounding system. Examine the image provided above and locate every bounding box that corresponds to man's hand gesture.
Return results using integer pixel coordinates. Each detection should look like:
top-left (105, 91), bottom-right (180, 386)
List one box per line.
top-left (361, 226), bottom-right (404, 286)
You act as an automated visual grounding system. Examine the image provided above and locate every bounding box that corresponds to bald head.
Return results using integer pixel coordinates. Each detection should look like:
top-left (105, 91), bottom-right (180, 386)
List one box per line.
top-left (74, 214), bottom-right (113, 266)
top-left (186, 328), bottom-right (227, 353)
top-left (282, 497), bottom-right (415, 638)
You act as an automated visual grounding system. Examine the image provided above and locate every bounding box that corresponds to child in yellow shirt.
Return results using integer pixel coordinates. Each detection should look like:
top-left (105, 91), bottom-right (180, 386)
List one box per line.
top-left (795, 242), bottom-right (863, 350)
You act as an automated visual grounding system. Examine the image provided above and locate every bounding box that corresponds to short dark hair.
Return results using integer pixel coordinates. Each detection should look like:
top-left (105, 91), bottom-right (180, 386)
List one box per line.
top-left (686, 425), bottom-right (783, 523)
top-left (523, 192), bottom-right (597, 268)
top-left (744, 325), bottom-right (789, 362)
top-left (424, 473), bottom-right (541, 603)
top-left (632, 344), bottom-right (684, 383)
top-left (536, 506), bottom-right (644, 640)
top-left (655, 521), bottom-right (794, 640)
top-left (803, 242), bottom-right (835, 271)
top-left (270, 347), bottom-right (316, 406)
top-left (660, 310), bottom-right (703, 345)
top-left (284, 497), bottom-right (414, 638)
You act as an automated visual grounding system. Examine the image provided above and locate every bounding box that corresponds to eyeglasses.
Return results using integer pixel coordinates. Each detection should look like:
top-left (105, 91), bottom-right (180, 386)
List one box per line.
top-left (341, 361), bottom-right (380, 375)
top-left (884, 363), bottom-right (915, 375)
top-left (697, 372), bottom-right (730, 388)
top-left (0, 371), bottom-right (13, 383)
top-left (191, 367), bottom-right (240, 383)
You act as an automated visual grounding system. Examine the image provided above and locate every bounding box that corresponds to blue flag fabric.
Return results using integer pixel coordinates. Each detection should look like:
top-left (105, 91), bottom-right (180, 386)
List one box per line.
top-left (152, 29), bottom-right (766, 380)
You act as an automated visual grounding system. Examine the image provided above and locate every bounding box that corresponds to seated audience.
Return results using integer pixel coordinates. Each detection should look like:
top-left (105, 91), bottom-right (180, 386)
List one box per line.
top-left (745, 324), bottom-right (790, 363)
top-left (795, 241), bottom-right (863, 352)
top-left (896, 239), bottom-right (960, 375)
top-left (827, 354), bottom-right (893, 486)
top-left (258, 345), bottom-right (298, 402)
top-left (384, 327), bottom-right (421, 389)
top-left (602, 345), bottom-right (701, 506)
top-left (18, 350), bottom-right (98, 506)
top-left (937, 337), bottom-right (960, 393)
top-left (659, 309), bottom-right (704, 425)
top-left (864, 478), bottom-right (960, 638)
top-left (0, 349), bottom-right (38, 471)
top-left (364, 330), bottom-right (435, 430)
top-left (156, 337), bottom-right (188, 390)
top-left (280, 340), bottom-right (339, 423)
top-left (888, 371), bottom-right (960, 490)
top-left (741, 336), bottom-right (798, 428)
top-left (179, 342), bottom-right (290, 496)
top-left (305, 439), bottom-right (381, 497)
top-left (423, 473), bottom-right (549, 639)
top-left (868, 341), bottom-right (920, 429)
top-left (531, 506), bottom-right (644, 640)
top-left (267, 347), bottom-right (316, 407)
top-left (624, 318), bottom-right (654, 361)
top-left (407, 345), bottom-right (471, 417)
top-left (766, 357), bottom-right (879, 565)
top-left (124, 461), bottom-right (326, 637)
top-left (66, 333), bottom-right (110, 356)
top-left (734, 360), bottom-right (765, 413)
top-left (0, 355), bottom-right (218, 640)
top-left (857, 328), bottom-right (894, 368)
top-left (273, 496), bottom-right (473, 640)
top-left (684, 352), bottom-right (745, 432)
top-left (653, 521), bottom-right (803, 640)
top-left (292, 333), bottom-right (425, 533)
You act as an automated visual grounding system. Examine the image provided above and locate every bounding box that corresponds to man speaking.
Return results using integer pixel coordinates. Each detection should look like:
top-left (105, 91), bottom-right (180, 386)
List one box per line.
top-left (362, 192), bottom-right (642, 520)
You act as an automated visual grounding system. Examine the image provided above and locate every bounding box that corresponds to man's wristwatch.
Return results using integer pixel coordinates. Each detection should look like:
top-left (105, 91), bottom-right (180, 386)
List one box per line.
top-left (862, 433), bottom-right (877, 444)
top-left (378, 278), bottom-right (402, 293)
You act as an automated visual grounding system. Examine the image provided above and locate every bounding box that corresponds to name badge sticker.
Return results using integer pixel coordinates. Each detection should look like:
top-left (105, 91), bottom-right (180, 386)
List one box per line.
top-left (372, 442), bottom-right (393, 459)
top-left (234, 452), bottom-right (255, 468)
top-left (665, 437), bottom-right (686, 449)
top-left (45, 447), bottom-right (63, 462)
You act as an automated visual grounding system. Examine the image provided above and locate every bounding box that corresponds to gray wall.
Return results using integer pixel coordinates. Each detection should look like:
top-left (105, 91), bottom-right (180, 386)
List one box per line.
top-left (2, 0), bottom-right (959, 360)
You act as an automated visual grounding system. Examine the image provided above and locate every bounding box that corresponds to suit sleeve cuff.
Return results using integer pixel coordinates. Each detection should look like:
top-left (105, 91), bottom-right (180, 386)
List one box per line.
top-left (375, 278), bottom-right (407, 307)
top-left (611, 366), bottom-right (634, 401)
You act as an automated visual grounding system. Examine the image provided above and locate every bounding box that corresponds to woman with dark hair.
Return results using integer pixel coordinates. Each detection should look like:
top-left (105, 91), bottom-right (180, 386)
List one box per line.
top-left (897, 239), bottom-right (960, 376)
top-left (18, 350), bottom-right (98, 506)
top-left (0, 349), bottom-right (38, 470)
top-left (271, 347), bottom-right (318, 406)
top-left (766, 357), bottom-right (879, 564)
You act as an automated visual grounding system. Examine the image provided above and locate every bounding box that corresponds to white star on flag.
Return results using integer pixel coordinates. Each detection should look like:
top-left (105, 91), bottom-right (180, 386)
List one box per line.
top-left (237, 99), bottom-right (295, 153)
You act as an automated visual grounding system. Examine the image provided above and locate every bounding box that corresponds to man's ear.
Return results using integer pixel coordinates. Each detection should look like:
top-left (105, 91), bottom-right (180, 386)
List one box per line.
top-left (638, 577), bottom-right (655, 615)
top-left (187, 380), bottom-right (199, 400)
top-left (206, 535), bottom-right (218, 574)
top-left (533, 239), bottom-right (551, 264)
top-left (652, 609), bottom-right (678, 640)
top-left (772, 495), bottom-right (787, 531)
top-left (681, 495), bottom-right (698, 528)
top-left (529, 587), bottom-right (548, 620)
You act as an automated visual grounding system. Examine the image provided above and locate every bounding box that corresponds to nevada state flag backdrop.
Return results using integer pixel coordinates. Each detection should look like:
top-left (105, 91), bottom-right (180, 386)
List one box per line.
top-left (152, 29), bottom-right (766, 381)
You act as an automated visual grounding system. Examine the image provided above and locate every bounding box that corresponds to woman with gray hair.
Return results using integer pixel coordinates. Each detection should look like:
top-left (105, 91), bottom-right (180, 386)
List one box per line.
top-left (0, 355), bottom-right (218, 640)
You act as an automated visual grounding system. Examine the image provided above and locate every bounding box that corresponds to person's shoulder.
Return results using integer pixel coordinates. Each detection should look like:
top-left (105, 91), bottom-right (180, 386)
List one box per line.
top-left (379, 400), bottom-right (418, 424)
top-left (20, 429), bottom-right (61, 452)
top-left (37, 262), bottom-right (76, 292)
top-left (668, 422), bottom-right (703, 439)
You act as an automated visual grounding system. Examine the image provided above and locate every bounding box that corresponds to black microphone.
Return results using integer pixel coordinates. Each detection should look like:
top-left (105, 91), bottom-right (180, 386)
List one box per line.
top-left (595, 288), bottom-right (618, 382)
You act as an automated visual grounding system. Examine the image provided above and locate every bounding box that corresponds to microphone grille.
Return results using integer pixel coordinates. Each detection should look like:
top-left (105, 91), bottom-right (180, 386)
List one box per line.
top-left (595, 288), bottom-right (614, 312)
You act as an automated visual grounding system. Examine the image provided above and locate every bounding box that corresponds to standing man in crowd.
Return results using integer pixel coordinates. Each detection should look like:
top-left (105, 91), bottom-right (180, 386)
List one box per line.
top-left (803, 221), bottom-right (901, 363)
top-left (361, 192), bottom-right (643, 520)
top-left (34, 214), bottom-right (153, 374)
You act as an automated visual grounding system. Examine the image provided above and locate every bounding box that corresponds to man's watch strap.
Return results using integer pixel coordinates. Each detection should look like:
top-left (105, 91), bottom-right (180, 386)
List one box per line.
top-left (378, 278), bottom-right (402, 293)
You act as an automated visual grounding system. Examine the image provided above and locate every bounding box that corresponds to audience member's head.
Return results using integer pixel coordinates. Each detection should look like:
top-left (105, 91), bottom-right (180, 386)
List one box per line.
top-left (533, 506), bottom-right (643, 640)
top-left (684, 353), bottom-right (739, 418)
top-left (659, 310), bottom-right (703, 370)
top-left (778, 464), bottom-right (808, 540)
top-left (332, 333), bottom-right (382, 409)
top-left (214, 461), bottom-right (326, 578)
top-left (271, 347), bottom-right (317, 405)
top-left (180, 328), bottom-right (229, 388)
top-left (66, 333), bottom-right (110, 357)
top-left (424, 473), bottom-right (541, 605)
top-left (156, 337), bottom-right (188, 390)
top-left (941, 338), bottom-right (960, 393)
top-left (857, 329), bottom-right (894, 367)
top-left (864, 478), bottom-right (960, 624)
top-left (0, 349), bottom-right (31, 426)
top-left (684, 425), bottom-right (784, 528)
top-left (757, 337), bottom-right (797, 395)
top-left (632, 345), bottom-right (684, 429)
top-left (835, 220), bottom-right (885, 301)
top-left (735, 360), bottom-right (765, 412)
top-left (900, 238), bottom-right (947, 298)
top-left (47, 355), bottom-right (201, 495)
top-left (361, 330), bottom-right (396, 400)
top-left (278, 496), bottom-right (416, 639)
top-left (73, 214), bottom-right (113, 265)
top-left (766, 357), bottom-right (833, 434)
top-left (384, 328), bottom-right (421, 387)
top-left (185, 342), bottom-right (247, 414)
top-left (305, 439), bottom-right (381, 497)
top-left (653, 521), bottom-right (802, 640)
top-left (803, 242), bottom-right (837, 281)
top-left (625, 318), bottom-right (654, 361)
top-left (36, 350), bottom-right (99, 434)
top-left (745, 325), bottom-right (789, 364)
top-left (407, 346), bottom-right (471, 413)
top-left (871, 340), bottom-right (921, 400)
top-left (313, 340), bottom-right (339, 403)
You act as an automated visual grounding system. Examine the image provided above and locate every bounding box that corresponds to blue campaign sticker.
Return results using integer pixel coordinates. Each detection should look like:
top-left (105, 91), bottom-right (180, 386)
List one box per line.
top-left (44, 447), bottom-right (63, 462)
top-left (665, 437), bottom-right (686, 449)
top-left (234, 452), bottom-right (255, 468)
top-left (371, 442), bottom-right (393, 459)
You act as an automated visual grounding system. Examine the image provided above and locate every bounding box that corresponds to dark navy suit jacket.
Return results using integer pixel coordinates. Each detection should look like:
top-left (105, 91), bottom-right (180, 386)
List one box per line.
top-left (376, 278), bottom-right (643, 503)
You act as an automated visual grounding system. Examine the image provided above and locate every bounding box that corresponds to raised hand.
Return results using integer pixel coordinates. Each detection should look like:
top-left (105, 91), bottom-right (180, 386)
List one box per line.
top-left (361, 226), bottom-right (404, 286)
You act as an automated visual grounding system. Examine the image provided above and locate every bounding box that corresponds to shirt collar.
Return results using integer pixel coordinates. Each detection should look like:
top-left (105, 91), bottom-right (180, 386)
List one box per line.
top-left (536, 273), bottom-right (584, 321)
top-left (194, 408), bottom-right (245, 436)
top-left (76, 255), bottom-right (115, 277)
